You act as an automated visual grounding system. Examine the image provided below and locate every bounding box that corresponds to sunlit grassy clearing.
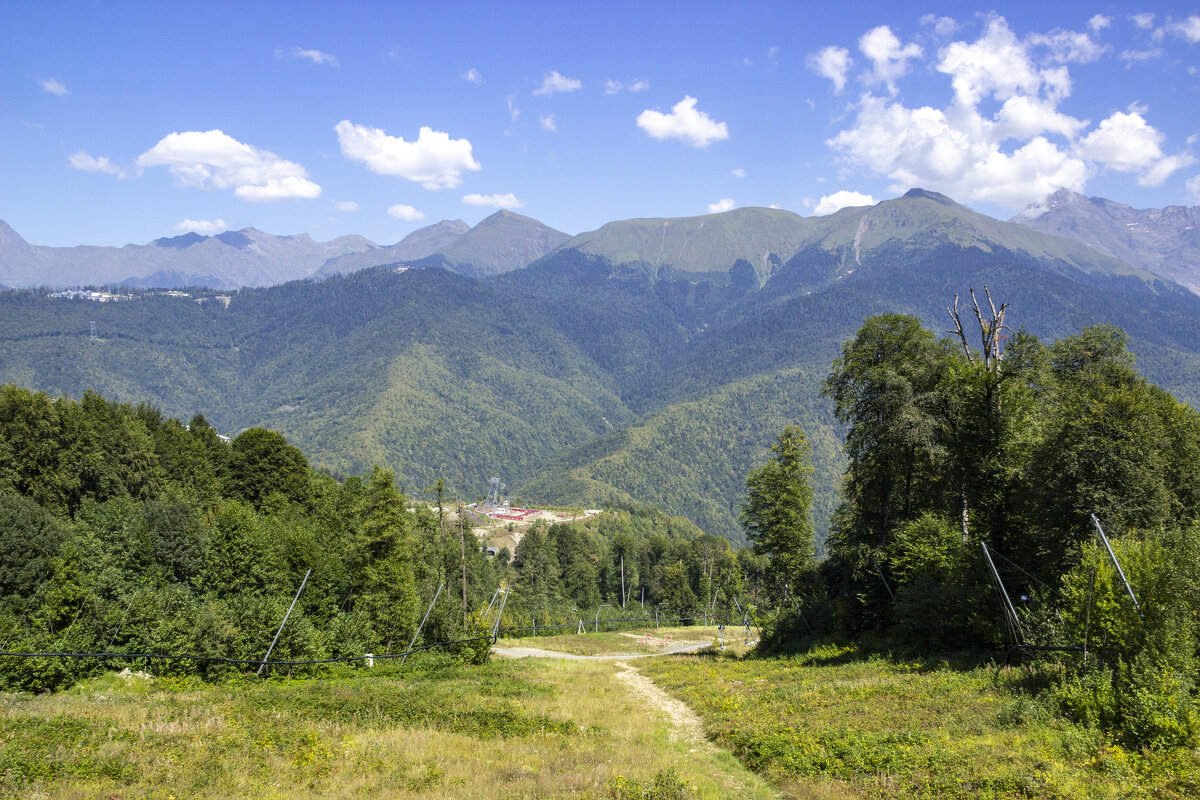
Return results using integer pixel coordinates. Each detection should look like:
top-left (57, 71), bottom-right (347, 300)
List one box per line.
top-left (642, 644), bottom-right (1200, 800)
top-left (0, 654), bottom-right (776, 799)
top-left (496, 624), bottom-right (728, 656)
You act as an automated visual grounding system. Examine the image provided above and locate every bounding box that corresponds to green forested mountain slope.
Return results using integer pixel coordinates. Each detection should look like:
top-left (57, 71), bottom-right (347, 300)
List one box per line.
top-left (4, 190), bottom-right (1200, 545)
top-left (519, 366), bottom-right (844, 545)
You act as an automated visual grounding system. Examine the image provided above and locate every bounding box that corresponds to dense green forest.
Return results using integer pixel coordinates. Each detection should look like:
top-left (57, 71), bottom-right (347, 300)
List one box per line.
top-left (753, 300), bottom-right (1200, 750)
top-left (0, 386), bottom-right (757, 692)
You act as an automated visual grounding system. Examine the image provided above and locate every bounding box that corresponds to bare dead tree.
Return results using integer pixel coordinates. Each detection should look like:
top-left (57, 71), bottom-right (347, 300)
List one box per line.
top-left (945, 287), bottom-right (1012, 542)
top-left (946, 286), bottom-right (1010, 372)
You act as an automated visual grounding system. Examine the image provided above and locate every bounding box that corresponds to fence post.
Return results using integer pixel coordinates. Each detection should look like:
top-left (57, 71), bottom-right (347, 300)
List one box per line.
top-left (258, 568), bottom-right (311, 678)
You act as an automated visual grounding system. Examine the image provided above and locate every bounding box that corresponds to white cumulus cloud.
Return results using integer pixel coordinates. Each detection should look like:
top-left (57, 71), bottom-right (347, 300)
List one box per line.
top-left (462, 67), bottom-right (483, 85)
top-left (68, 151), bottom-right (124, 177)
top-left (463, 193), bottom-right (522, 208)
top-left (1074, 110), bottom-right (1194, 184)
top-left (540, 113), bottom-right (557, 131)
top-left (1174, 15), bottom-right (1200, 43)
top-left (707, 198), bottom-right (736, 213)
top-left (335, 120), bottom-right (481, 190)
top-left (334, 200), bottom-right (359, 212)
top-left (533, 70), bottom-right (582, 96)
top-left (808, 46), bottom-right (852, 93)
top-left (137, 130), bottom-right (321, 202)
top-left (859, 26), bottom-right (922, 91)
top-left (1028, 28), bottom-right (1107, 63)
top-left (387, 204), bottom-right (425, 221)
top-left (920, 14), bottom-right (959, 36)
top-left (823, 15), bottom-right (1190, 209)
top-left (605, 78), bottom-right (650, 94)
top-left (636, 96), bottom-right (729, 147)
top-left (1188, 174), bottom-right (1200, 199)
top-left (291, 47), bottom-right (338, 66)
top-left (732, 168), bottom-right (746, 178)
top-left (175, 218), bottom-right (226, 234)
top-left (814, 191), bottom-right (876, 215)
top-left (40, 77), bottom-right (68, 95)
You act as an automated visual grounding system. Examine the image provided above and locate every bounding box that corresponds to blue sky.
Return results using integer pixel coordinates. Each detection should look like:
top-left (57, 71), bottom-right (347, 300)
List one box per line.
top-left (4, 1), bottom-right (1200, 247)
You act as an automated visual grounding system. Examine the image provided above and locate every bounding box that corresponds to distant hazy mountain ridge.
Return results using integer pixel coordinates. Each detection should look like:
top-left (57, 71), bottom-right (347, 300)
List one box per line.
top-left (0, 211), bottom-right (569, 289)
top-left (1013, 188), bottom-right (1200, 295)
top-left (0, 219), bottom-right (378, 289)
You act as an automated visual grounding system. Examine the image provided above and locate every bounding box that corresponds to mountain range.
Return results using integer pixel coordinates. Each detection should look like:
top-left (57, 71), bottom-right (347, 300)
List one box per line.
top-left (0, 210), bottom-right (569, 290)
top-left (1012, 188), bottom-right (1200, 295)
top-left (3, 188), bottom-right (1200, 544)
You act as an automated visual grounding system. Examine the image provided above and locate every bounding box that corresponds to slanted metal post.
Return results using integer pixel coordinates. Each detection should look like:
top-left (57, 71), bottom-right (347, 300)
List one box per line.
top-left (483, 588), bottom-right (500, 621)
top-left (1091, 514), bottom-right (1141, 614)
top-left (258, 568), bottom-right (311, 677)
top-left (490, 590), bottom-right (510, 642)
top-left (981, 543), bottom-right (1023, 644)
top-left (872, 558), bottom-right (895, 602)
top-left (595, 604), bottom-right (610, 633)
top-left (402, 581), bottom-right (443, 664)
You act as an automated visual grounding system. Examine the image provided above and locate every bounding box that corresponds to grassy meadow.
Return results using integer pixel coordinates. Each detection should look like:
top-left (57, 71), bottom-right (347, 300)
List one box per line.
top-left (642, 643), bottom-right (1200, 800)
top-left (6, 638), bottom-right (1200, 799)
top-left (0, 651), bottom-right (774, 800)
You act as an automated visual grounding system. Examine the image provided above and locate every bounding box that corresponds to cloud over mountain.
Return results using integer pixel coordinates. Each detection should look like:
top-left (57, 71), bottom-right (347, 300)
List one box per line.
top-left (636, 96), bottom-right (729, 147)
top-left (335, 120), bottom-right (481, 190)
top-left (463, 193), bottom-right (521, 208)
top-left (814, 190), bottom-right (876, 215)
top-left (823, 15), bottom-right (1193, 209)
top-left (137, 130), bottom-right (321, 202)
top-left (387, 204), bottom-right (424, 221)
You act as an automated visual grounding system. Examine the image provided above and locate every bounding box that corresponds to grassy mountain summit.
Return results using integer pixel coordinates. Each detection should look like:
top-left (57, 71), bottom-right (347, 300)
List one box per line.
top-left (438, 210), bottom-right (571, 277)
top-left (553, 206), bottom-right (819, 280)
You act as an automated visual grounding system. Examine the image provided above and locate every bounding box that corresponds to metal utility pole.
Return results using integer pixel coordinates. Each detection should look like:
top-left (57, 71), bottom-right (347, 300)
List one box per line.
top-left (258, 569), bottom-right (311, 677)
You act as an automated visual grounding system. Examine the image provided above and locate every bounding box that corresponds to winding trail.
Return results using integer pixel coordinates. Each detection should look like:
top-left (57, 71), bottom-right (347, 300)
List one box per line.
top-left (613, 660), bottom-right (708, 744)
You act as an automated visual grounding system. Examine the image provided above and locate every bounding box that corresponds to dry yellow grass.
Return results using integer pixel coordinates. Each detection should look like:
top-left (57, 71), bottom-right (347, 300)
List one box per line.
top-left (0, 654), bottom-right (777, 799)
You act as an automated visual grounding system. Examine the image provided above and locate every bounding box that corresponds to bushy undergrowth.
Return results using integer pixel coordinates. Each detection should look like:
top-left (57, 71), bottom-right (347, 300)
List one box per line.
top-left (608, 768), bottom-right (697, 799)
top-left (1039, 527), bottom-right (1200, 749)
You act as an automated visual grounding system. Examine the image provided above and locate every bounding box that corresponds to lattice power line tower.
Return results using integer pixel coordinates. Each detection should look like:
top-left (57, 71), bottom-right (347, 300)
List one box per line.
top-left (484, 477), bottom-right (505, 509)
top-left (89, 321), bottom-right (98, 341)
